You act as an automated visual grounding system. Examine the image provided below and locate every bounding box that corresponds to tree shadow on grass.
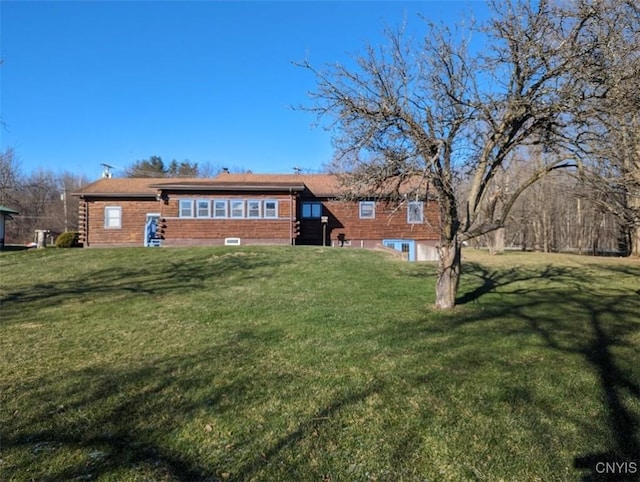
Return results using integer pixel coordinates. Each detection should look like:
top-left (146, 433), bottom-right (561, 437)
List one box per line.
top-left (3, 251), bottom-right (638, 480)
top-left (2, 328), bottom-right (385, 481)
top-left (456, 262), bottom-right (581, 306)
top-left (0, 250), bottom-right (284, 324)
top-left (4, 351), bottom-right (221, 480)
top-left (454, 262), bottom-right (640, 481)
top-left (2, 325), bottom-right (295, 481)
top-left (2, 248), bottom-right (396, 480)
top-left (231, 382), bottom-right (384, 481)
top-left (570, 298), bottom-right (639, 481)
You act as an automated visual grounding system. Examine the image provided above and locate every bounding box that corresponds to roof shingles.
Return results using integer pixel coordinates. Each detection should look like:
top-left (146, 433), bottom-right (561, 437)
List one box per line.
top-left (75, 174), bottom-right (342, 197)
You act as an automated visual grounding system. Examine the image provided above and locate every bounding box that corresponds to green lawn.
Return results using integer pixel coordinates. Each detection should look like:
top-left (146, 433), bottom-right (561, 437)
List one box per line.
top-left (1, 246), bottom-right (639, 481)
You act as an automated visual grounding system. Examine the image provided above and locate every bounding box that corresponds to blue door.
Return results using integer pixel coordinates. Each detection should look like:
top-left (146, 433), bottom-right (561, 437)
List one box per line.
top-left (383, 239), bottom-right (416, 261)
top-left (144, 214), bottom-right (161, 247)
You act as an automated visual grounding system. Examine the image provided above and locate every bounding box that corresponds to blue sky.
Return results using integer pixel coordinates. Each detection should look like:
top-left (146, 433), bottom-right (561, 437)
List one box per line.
top-left (1, 1), bottom-right (488, 181)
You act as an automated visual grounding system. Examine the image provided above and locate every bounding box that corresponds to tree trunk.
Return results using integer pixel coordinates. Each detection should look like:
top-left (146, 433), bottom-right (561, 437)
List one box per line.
top-left (576, 197), bottom-right (583, 255)
top-left (543, 209), bottom-right (550, 253)
top-left (487, 227), bottom-right (505, 255)
top-left (631, 225), bottom-right (640, 258)
top-left (631, 194), bottom-right (640, 257)
top-left (435, 240), bottom-right (462, 309)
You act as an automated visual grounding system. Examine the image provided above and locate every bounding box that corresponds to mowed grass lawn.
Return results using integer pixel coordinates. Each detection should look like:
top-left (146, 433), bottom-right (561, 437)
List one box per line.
top-left (1, 246), bottom-right (639, 482)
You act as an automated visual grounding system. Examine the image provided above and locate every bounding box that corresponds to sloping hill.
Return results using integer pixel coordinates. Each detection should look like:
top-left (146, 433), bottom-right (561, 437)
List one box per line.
top-left (1, 247), bottom-right (638, 481)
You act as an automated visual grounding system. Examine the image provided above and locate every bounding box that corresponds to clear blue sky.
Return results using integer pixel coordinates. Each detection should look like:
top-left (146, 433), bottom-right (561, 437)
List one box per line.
top-left (1, 1), bottom-right (488, 181)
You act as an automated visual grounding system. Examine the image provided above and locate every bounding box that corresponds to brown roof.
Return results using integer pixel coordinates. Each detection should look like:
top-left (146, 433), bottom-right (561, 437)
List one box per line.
top-left (74, 174), bottom-right (343, 197)
top-left (204, 173), bottom-right (341, 196)
top-left (73, 177), bottom-right (164, 197)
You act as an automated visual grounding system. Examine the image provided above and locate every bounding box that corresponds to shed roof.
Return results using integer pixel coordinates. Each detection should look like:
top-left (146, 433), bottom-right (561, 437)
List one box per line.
top-left (0, 205), bottom-right (19, 215)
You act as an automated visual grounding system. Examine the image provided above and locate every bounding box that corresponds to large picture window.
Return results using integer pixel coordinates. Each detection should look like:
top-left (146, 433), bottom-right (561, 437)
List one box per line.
top-left (104, 206), bottom-right (122, 229)
top-left (407, 201), bottom-right (424, 224)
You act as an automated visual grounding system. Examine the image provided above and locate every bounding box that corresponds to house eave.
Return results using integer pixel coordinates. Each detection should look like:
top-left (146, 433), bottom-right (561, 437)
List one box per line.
top-left (0, 206), bottom-right (19, 216)
top-left (150, 182), bottom-right (307, 193)
top-left (73, 193), bottom-right (158, 199)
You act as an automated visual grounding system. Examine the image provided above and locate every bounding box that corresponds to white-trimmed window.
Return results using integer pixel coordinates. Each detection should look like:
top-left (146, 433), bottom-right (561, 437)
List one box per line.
top-left (104, 206), bottom-right (122, 229)
top-left (407, 201), bottom-right (424, 224)
top-left (264, 200), bottom-right (278, 219)
top-left (359, 201), bottom-right (375, 219)
top-left (179, 199), bottom-right (194, 218)
top-left (247, 200), bottom-right (261, 218)
top-left (196, 200), bottom-right (211, 218)
top-left (302, 202), bottom-right (322, 219)
top-left (230, 200), bottom-right (244, 218)
top-left (213, 200), bottom-right (228, 218)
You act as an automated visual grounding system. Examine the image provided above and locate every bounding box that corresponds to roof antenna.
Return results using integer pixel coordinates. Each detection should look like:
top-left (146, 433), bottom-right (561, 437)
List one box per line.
top-left (101, 163), bottom-right (114, 178)
top-left (293, 166), bottom-right (302, 175)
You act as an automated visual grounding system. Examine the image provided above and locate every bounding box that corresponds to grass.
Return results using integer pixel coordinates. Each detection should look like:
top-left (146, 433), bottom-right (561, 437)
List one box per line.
top-left (1, 246), bottom-right (639, 481)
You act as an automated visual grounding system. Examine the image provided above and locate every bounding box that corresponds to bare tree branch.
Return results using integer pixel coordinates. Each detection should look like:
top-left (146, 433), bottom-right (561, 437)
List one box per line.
top-left (297, 0), bottom-right (633, 307)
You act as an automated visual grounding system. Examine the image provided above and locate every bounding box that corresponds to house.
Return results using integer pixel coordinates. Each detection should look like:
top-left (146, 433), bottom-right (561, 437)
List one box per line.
top-left (73, 173), bottom-right (440, 260)
top-left (0, 205), bottom-right (19, 250)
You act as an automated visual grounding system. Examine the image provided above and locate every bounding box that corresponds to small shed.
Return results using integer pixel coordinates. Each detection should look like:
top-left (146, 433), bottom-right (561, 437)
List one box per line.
top-left (0, 205), bottom-right (19, 250)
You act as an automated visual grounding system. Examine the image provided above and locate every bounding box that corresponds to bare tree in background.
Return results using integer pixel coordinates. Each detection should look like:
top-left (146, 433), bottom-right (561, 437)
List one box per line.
top-left (0, 149), bottom-right (89, 244)
top-left (570, 0), bottom-right (640, 257)
top-left (299, 0), bottom-right (610, 308)
top-left (12, 171), bottom-right (89, 243)
top-left (0, 148), bottom-right (22, 208)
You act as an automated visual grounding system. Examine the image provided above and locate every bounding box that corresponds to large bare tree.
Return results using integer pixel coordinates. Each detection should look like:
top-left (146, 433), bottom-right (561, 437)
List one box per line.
top-left (569, 0), bottom-right (640, 256)
top-left (299, 0), bottom-right (617, 309)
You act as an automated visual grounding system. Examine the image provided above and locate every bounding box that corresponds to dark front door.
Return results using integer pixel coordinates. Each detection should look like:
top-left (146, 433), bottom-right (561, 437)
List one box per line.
top-left (298, 201), bottom-right (324, 245)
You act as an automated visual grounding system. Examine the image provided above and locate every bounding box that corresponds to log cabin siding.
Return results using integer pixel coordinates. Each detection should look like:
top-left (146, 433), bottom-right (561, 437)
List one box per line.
top-left (75, 175), bottom-right (440, 253)
top-left (162, 193), bottom-right (296, 245)
top-left (298, 198), bottom-right (439, 245)
top-left (162, 219), bottom-right (293, 245)
top-left (84, 198), bottom-right (159, 246)
top-left (324, 199), bottom-right (439, 241)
